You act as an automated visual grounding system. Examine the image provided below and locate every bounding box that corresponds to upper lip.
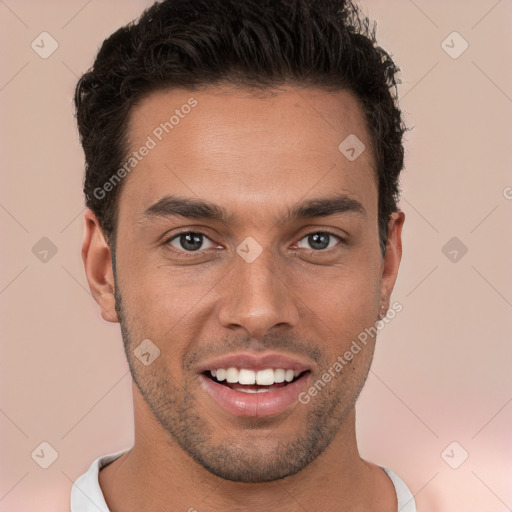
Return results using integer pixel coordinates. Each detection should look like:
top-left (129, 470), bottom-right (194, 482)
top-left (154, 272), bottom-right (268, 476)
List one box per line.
top-left (196, 352), bottom-right (313, 374)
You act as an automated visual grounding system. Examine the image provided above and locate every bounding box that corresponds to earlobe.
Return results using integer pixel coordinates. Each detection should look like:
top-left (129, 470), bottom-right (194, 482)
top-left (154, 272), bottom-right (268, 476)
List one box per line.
top-left (82, 209), bottom-right (119, 323)
top-left (379, 210), bottom-right (405, 312)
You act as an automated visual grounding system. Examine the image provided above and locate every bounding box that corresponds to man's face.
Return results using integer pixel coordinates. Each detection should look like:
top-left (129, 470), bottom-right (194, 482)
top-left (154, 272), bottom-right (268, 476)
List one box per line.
top-left (97, 85), bottom-right (402, 482)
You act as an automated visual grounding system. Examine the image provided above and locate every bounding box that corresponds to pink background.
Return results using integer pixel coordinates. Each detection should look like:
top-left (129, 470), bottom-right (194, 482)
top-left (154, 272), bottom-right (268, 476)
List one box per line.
top-left (1, 0), bottom-right (511, 510)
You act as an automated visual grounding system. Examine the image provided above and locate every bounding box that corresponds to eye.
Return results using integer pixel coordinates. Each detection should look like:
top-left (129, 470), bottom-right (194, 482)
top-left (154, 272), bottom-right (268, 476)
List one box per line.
top-left (296, 232), bottom-right (342, 251)
top-left (167, 232), bottom-right (217, 252)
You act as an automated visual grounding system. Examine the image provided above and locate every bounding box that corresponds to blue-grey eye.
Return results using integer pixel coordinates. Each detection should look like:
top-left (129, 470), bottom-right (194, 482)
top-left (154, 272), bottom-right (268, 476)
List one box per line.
top-left (168, 232), bottom-right (215, 251)
top-left (297, 232), bottom-right (340, 250)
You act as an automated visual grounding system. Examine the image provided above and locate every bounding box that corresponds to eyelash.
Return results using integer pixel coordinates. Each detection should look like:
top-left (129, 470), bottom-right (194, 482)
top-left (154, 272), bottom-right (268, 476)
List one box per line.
top-left (163, 230), bottom-right (346, 256)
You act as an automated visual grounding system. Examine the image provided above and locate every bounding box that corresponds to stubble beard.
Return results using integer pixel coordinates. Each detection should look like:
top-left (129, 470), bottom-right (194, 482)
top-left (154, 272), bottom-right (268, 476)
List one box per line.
top-left (115, 287), bottom-right (373, 483)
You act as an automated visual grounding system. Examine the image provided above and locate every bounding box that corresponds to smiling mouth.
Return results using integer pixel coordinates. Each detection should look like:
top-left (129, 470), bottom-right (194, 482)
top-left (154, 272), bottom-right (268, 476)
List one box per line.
top-left (203, 367), bottom-right (310, 393)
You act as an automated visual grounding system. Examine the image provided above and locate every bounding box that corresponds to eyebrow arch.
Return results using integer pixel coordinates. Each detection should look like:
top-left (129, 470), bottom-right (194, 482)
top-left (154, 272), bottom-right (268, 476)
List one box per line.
top-left (138, 193), bottom-right (366, 225)
top-left (282, 194), bottom-right (366, 224)
top-left (138, 196), bottom-right (230, 224)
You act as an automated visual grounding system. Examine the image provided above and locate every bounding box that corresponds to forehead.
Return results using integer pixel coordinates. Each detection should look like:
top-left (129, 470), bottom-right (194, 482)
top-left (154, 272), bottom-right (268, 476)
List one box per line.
top-left (120, 85), bottom-right (377, 223)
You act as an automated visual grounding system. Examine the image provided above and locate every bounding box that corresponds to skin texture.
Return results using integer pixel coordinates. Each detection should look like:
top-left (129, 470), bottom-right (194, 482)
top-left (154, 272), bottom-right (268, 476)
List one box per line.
top-left (82, 85), bottom-right (405, 511)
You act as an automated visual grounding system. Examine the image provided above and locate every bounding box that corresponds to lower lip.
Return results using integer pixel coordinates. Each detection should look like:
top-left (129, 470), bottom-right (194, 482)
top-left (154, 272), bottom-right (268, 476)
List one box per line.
top-left (199, 373), bottom-right (310, 418)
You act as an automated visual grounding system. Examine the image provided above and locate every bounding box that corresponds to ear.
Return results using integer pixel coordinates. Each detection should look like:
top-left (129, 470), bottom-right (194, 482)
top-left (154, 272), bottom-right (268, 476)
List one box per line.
top-left (379, 210), bottom-right (405, 312)
top-left (82, 209), bottom-right (119, 323)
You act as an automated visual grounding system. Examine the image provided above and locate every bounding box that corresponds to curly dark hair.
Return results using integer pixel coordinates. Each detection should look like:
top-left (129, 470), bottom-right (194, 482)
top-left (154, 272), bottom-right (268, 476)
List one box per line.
top-left (75, 0), bottom-right (407, 256)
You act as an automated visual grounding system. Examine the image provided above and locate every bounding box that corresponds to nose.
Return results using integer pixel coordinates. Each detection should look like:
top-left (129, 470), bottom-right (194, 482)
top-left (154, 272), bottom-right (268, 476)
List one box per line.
top-left (217, 247), bottom-right (300, 339)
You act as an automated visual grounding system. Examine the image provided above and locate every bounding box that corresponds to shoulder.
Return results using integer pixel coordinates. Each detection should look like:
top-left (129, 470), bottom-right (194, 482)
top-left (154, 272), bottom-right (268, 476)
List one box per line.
top-left (381, 466), bottom-right (417, 512)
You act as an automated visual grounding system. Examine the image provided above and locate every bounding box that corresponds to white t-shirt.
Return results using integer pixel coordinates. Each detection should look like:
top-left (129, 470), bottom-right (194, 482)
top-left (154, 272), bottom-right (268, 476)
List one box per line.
top-left (70, 450), bottom-right (416, 511)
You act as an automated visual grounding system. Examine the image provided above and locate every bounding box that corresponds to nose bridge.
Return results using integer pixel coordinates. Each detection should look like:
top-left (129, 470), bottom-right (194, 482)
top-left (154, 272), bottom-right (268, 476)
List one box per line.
top-left (217, 243), bottom-right (299, 337)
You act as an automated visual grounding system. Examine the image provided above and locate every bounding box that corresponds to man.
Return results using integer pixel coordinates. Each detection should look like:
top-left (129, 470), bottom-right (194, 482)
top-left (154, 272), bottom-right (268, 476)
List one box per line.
top-left (71, 0), bottom-right (415, 510)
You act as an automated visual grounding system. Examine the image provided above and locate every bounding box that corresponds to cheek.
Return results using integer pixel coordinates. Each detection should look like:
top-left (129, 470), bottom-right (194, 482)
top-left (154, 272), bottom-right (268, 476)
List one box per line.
top-left (116, 238), bottom-right (200, 314)
top-left (123, 278), bottom-right (195, 328)
top-left (117, 261), bottom-right (217, 359)
top-left (294, 263), bottom-right (381, 347)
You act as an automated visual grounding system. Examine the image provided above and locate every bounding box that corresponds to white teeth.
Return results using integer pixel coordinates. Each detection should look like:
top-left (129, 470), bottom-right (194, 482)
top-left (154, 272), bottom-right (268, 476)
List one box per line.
top-left (256, 369), bottom-right (274, 385)
top-left (238, 369), bottom-right (256, 385)
top-left (233, 386), bottom-right (272, 393)
top-left (274, 369), bottom-right (285, 383)
top-left (226, 367), bottom-right (239, 383)
top-left (209, 367), bottom-right (303, 386)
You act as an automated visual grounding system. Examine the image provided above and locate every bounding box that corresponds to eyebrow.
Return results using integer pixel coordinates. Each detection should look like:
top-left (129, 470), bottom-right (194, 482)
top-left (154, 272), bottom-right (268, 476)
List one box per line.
top-left (283, 194), bottom-right (366, 223)
top-left (138, 193), bottom-right (366, 225)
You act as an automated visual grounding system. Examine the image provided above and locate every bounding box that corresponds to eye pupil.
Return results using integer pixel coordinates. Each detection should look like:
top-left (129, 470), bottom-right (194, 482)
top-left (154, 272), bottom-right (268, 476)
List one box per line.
top-left (180, 233), bottom-right (203, 251)
top-left (309, 233), bottom-right (330, 250)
